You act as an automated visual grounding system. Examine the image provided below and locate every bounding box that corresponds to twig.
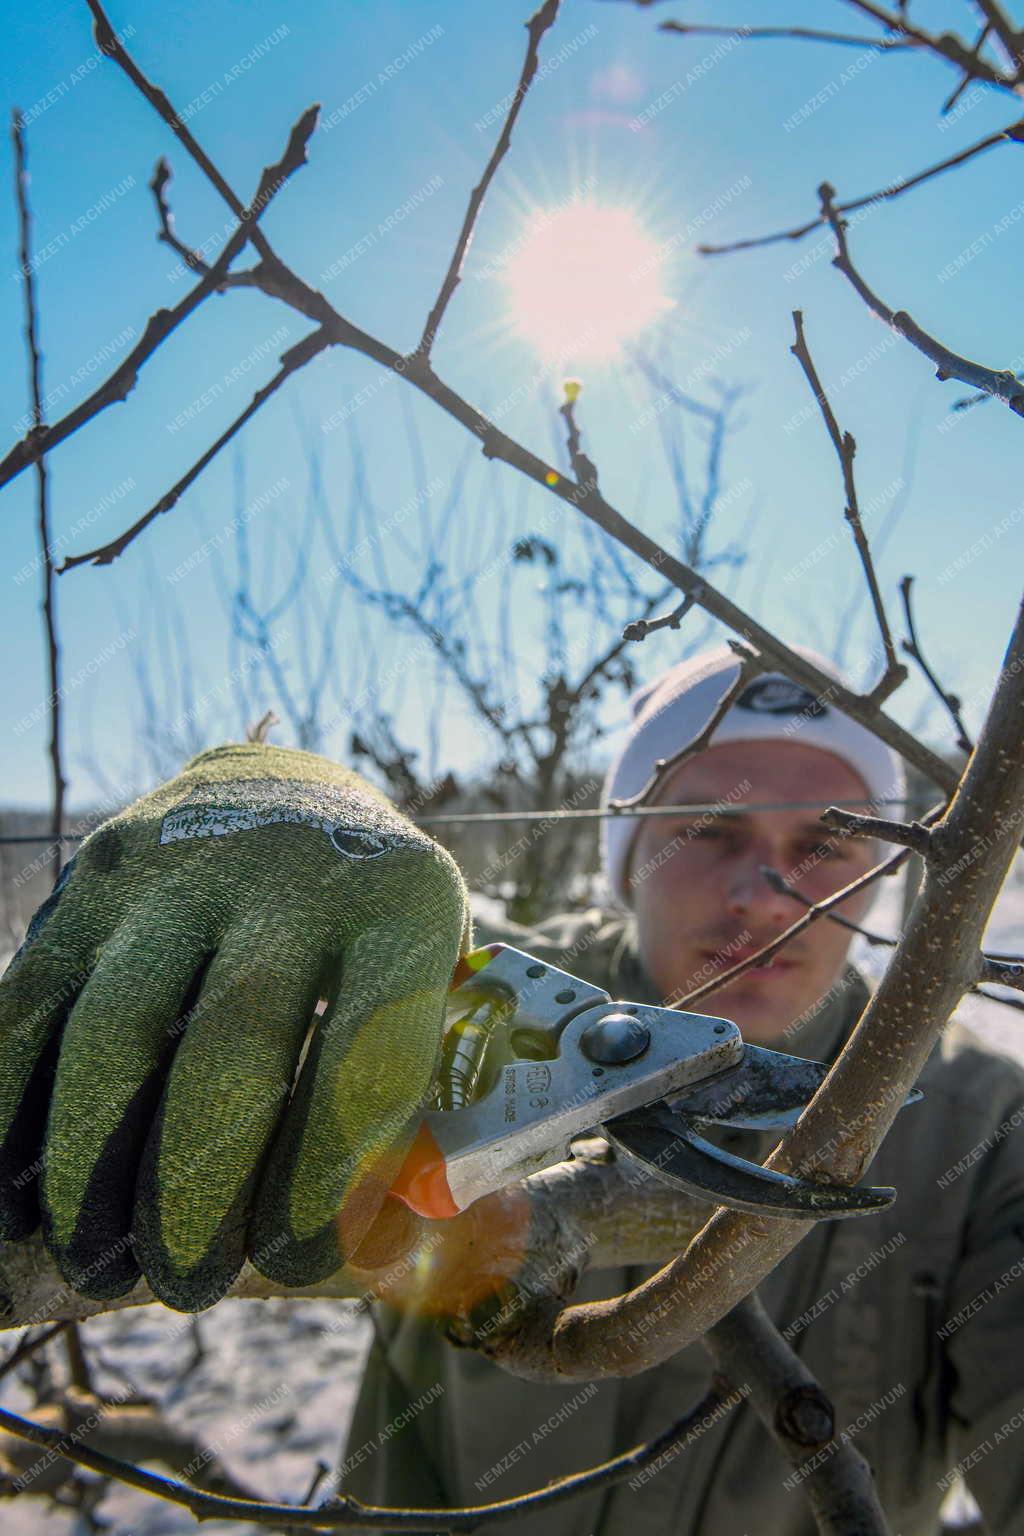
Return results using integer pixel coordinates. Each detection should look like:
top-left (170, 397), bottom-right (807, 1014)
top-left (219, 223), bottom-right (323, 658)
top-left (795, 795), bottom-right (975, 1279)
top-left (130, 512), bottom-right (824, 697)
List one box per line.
top-left (951, 373), bottom-right (1024, 413)
top-left (963, 0), bottom-right (1023, 70)
top-left (622, 593), bottom-right (699, 642)
top-left (898, 576), bottom-right (973, 755)
top-left (760, 864), bottom-right (898, 948)
top-left (60, 330), bottom-right (329, 568)
top-left (762, 858), bottom-right (1024, 994)
top-left (835, 0), bottom-right (1018, 89)
top-left (0, 10), bottom-right (1020, 1526)
top-left (661, 21), bottom-right (910, 50)
top-left (0, 1323), bottom-right (66, 1384)
top-left (625, 349), bottom-right (725, 422)
top-left (246, 709), bottom-right (280, 744)
top-left (0, 1380), bottom-right (740, 1529)
top-left (789, 310), bottom-right (905, 690)
top-left (671, 822), bottom-right (935, 1010)
top-left (0, 105), bottom-right (316, 489)
top-left (818, 181), bottom-right (1024, 414)
top-left (818, 805), bottom-right (934, 854)
top-left (698, 125), bottom-right (1023, 257)
top-left (148, 157), bottom-right (263, 294)
top-left (62, 1321), bottom-right (93, 1395)
top-left (608, 641), bottom-right (766, 810)
top-left (558, 389), bottom-right (601, 498)
top-left (149, 157), bottom-right (210, 276)
top-left (973, 982), bottom-right (1024, 1013)
top-left (707, 803), bottom-right (1024, 1015)
top-left (84, 0), bottom-right (277, 265)
top-left (12, 110), bottom-right (65, 878)
top-left (416, 0), bottom-right (560, 358)
top-left (656, 0), bottom-right (1020, 90)
top-left (301, 1462), bottom-right (331, 1506)
top-left (941, 21), bottom-right (993, 113)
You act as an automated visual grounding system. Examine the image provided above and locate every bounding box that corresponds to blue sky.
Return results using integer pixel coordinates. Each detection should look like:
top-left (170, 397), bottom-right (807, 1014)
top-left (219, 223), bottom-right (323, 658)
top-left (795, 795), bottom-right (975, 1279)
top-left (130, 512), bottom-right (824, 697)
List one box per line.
top-left (2, 0), bottom-right (1022, 809)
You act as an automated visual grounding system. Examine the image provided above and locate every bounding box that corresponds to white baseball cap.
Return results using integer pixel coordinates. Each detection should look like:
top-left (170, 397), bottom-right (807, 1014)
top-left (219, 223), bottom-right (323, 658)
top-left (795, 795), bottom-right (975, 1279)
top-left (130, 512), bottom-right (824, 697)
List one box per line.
top-left (600, 644), bottom-right (906, 907)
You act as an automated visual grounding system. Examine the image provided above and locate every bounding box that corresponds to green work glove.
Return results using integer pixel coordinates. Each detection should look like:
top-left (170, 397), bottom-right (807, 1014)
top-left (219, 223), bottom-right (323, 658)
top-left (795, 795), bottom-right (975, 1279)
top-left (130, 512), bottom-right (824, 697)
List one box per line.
top-left (0, 742), bottom-right (471, 1312)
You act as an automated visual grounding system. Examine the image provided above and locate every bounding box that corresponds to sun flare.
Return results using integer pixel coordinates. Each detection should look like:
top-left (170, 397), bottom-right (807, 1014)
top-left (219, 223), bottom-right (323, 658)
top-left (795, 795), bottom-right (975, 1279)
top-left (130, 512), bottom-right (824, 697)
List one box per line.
top-left (503, 203), bottom-right (673, 363)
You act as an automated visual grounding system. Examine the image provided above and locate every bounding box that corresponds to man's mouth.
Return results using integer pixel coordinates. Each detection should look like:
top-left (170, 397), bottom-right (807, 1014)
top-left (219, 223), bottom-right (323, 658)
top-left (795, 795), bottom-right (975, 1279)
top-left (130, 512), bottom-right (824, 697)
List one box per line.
top-left (701, 946), bottom-right (799, 978)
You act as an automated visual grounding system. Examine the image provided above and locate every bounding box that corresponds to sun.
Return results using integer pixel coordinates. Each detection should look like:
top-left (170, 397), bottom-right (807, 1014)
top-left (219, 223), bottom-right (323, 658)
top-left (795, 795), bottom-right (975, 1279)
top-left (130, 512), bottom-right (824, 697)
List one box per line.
top-left (503, 202), bottom-right (673, 364)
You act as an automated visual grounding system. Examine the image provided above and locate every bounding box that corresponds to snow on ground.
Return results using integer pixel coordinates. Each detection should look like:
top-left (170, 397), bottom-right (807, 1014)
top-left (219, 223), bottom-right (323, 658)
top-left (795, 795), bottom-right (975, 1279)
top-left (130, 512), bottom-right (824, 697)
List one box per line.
top-left (1, 1297), bottom-right (374, 1534)
top-left (0, 870), bottom-right (1021, 1533)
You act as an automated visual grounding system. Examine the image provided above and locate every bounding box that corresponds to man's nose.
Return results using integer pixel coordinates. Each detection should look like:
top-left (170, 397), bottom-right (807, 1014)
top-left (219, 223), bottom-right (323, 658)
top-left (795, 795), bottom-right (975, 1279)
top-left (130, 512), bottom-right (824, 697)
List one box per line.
top-left (724, 848), bottom-right (793, 921)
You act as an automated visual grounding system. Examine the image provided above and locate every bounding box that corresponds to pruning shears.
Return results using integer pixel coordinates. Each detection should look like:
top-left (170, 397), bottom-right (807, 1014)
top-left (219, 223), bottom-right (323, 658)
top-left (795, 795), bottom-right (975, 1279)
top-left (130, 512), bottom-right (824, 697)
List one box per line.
top-left (390, 943), bottom-right (913, 1222)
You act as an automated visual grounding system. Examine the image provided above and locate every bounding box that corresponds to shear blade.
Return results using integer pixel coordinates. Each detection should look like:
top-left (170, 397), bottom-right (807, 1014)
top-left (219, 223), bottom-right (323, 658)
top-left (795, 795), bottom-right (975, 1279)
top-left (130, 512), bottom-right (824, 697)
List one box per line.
top-left (604, 1102), bottom-right (896, 1220)
top-left (665, 1045), bottom-right (830, 1130)
top-left (666, 1045), bottom-right (923, 1132)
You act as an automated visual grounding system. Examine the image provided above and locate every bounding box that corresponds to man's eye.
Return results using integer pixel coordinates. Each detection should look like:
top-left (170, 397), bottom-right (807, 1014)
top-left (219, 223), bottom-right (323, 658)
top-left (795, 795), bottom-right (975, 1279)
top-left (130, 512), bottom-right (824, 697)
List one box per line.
top-left (802, 840), bottom-right (842, 860)
top-left (687, 825), bottom-right (738, 847)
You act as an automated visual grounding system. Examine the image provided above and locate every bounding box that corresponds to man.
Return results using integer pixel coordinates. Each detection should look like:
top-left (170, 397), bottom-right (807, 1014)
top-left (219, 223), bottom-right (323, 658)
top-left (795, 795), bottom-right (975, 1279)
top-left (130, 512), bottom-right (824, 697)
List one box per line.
top-left (342, 645), bottom-right (1024, 1534)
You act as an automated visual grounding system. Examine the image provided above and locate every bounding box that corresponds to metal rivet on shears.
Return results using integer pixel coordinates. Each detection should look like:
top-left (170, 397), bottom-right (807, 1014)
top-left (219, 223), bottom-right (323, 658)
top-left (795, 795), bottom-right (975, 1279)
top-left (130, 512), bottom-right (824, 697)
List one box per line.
top-left (580, 1012), bottom-right (651, 1065)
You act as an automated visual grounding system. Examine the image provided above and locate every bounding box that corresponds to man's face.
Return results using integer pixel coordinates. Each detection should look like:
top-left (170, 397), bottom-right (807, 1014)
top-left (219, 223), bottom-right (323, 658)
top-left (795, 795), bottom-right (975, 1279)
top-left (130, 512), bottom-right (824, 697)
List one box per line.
top-left (626, 740), bottom-right (877, 1042)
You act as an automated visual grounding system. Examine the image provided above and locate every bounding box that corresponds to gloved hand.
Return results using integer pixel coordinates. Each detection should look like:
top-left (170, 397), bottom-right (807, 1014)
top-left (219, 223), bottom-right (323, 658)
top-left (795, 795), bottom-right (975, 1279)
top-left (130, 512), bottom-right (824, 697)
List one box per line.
top-left (0, 742), bottom-right (471, 1312)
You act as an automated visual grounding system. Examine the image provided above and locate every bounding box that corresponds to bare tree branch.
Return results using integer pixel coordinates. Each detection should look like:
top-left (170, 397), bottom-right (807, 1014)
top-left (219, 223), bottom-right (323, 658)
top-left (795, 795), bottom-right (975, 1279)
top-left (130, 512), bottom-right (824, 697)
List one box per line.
top-left (0, 105), bottom-right (317, 489)
top-left (969, 0), bottom-right (1023, 68)
top-left (416, 0), bottom-right (560, 359)
top-left (818, 805), bottom-right (934, 853)
top-left (760, 864), bottom-right (900, 948)
top-left (609, 641), bottom-right (766, 810)
top-left (11, 111), bottom-right (65, 877)
top-left (898, 575), bottom-right (974, 755)
top-left (661, 21), bottom-right (911, 51)
top-left (0, 1322), bottom-right (66, 1384)
top-left (818, 180), bottom-right (1024, 413)
top-left (645, 0), bottom-right (1021, 89)
top-left (705, 1296), bottom-right (891, 1534)
top-left (941, 19), bottom-right (994, 113)
top-left (83, 0), bottom-right (278, 264)
top-left (673, 817), bottom-right (939, 1009)
top-left (0, 1374), bottom-right (739, 1529)
top-left (147, 155), bottom-right (262, 292)
top-left (789, 310), bottom-right (905, 691)
top-left (1, 9), bottom-right (1022, 1526)
top-left (60, 329), bottom-right (329, 569)
top-left (698, 125), bottom-right (1022, 258)
top-left (149, 156), bottom-right (211, 276)
top-left (835, 0), bottom-right (1020, 89)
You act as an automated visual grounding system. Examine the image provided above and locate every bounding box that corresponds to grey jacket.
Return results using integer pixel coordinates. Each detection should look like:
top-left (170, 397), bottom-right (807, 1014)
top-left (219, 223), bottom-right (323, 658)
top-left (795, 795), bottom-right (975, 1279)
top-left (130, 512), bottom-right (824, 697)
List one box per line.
top-left (343, 904), bottom-right (1024, 1534)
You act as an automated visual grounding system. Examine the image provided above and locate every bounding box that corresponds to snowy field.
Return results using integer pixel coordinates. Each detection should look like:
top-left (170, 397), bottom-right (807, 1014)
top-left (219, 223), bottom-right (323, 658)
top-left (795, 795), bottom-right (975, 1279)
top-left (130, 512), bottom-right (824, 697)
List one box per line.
top-left (1, 869), bottom-right (1021, 1534)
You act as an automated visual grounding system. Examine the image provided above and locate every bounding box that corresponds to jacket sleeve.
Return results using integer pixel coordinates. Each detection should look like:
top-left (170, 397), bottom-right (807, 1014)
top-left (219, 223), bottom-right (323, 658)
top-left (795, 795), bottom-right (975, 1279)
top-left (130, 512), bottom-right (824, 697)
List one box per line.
top-left (942, 1068), bottom-right (1024, 1534)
